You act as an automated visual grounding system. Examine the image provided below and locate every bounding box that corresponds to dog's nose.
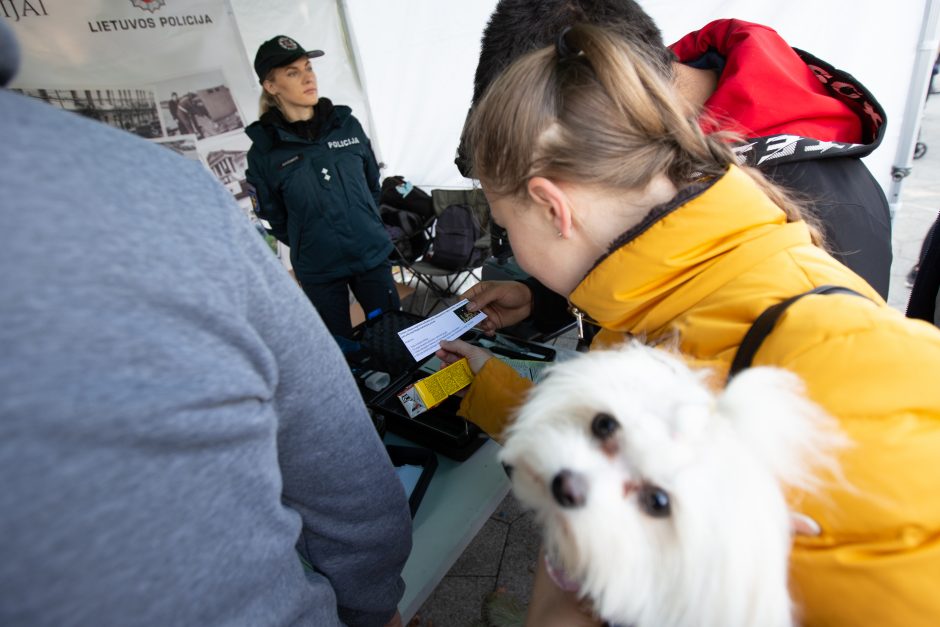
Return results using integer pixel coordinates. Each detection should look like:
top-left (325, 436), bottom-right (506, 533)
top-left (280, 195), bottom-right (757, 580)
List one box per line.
top-left (551, 469), bottom-right (587, 508)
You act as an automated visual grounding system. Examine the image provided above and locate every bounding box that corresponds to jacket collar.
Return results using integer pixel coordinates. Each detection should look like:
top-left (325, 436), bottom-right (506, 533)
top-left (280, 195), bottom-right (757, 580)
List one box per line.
top-left (569, 166), bottom-right (812, 335)
top-left (245, 97), bottom-right (347, 152)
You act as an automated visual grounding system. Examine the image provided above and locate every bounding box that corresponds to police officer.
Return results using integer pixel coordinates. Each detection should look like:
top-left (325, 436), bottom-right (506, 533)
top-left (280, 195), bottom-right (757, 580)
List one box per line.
top-left (246, 35), bottom-right (399, 339)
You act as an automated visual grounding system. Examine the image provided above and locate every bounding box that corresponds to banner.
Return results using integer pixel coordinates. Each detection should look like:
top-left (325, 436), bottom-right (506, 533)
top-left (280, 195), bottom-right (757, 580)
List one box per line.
top-left (4, 0), bottom-right (271, 247)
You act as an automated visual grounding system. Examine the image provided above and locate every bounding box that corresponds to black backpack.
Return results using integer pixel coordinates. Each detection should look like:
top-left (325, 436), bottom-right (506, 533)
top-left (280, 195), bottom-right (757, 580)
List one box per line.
top-left (426, 203), bottom-right (487, 271)
top-left (380, 203), bottom-right (429, 264)
top-left (380, 176), bottom-right (434, 220)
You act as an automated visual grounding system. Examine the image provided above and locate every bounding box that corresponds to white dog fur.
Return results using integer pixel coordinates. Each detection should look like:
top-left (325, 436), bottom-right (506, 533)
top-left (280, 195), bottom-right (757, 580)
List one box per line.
top-left (499, 342), bottom-right (847, 627)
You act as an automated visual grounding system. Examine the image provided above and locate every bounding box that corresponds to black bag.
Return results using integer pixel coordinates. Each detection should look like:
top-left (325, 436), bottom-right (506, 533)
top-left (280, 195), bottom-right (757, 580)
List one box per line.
top-left (426, 203), bottom-right (487, 271)
top-left (380, 176), bottom-right (434, 220)
top-left (380, 203), bottom-right (429, 263)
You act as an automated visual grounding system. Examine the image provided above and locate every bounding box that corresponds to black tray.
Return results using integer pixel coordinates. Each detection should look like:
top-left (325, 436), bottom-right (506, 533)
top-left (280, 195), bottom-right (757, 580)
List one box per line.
top-left (372, 369), bottom-right (488, 461)
top-left (344, 310), bottom-right (424, 405)
top-left (346, 310), bottom-right (555, 461)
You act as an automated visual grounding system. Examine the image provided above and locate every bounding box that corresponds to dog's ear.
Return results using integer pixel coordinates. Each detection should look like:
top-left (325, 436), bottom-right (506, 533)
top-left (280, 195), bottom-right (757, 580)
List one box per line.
top-left (716, 367), bottom-right (848, 493)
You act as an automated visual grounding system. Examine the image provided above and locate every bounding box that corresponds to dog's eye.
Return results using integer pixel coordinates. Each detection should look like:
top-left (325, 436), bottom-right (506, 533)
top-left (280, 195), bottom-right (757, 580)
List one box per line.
top-left (638, 483), bottom-right (671, 518)
top-left (590, 412), bottom-right (619, 440)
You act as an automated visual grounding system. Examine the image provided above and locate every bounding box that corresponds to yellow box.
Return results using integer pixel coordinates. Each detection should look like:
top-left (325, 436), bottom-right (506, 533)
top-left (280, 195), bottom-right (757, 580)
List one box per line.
top-left (397, 358), bottom-right (474, 418)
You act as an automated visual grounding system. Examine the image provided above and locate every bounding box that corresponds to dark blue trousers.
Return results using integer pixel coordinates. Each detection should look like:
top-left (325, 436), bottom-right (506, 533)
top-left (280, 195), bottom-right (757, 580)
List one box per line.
top-left (300, 262), bottom-right (400, 339)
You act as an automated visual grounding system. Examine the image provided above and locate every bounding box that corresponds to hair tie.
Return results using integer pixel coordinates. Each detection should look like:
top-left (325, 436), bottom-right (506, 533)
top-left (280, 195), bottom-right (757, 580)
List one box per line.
top-left (555, 26), bottom-right (580, 61)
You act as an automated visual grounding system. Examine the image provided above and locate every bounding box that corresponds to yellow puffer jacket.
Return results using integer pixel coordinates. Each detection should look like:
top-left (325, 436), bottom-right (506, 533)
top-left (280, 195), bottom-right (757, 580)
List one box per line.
top-left (459, 166), bottom-right (940, 626)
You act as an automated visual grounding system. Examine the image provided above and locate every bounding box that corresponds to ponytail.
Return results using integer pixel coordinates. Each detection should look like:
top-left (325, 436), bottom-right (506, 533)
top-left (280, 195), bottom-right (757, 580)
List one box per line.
top-left (466, 23), bottom-right (826, 248)
top-left (258, 90), bottom-right (279, 117)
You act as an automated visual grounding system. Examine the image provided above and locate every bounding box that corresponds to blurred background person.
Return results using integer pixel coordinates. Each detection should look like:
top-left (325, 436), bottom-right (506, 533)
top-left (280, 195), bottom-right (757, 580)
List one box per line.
top-left (0, 20), bottom-right (411, 627)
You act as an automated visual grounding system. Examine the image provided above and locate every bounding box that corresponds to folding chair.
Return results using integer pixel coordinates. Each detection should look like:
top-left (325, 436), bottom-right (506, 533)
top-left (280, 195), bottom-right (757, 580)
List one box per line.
top-left (382, 203), bottom-right (435, 286)
top-left (402, 189), bottom-right (491, 316)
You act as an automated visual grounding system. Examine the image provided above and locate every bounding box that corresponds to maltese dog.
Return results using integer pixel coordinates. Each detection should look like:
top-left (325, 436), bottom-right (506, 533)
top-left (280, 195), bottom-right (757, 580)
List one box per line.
top-left (499, 342), bottom-right (846, 627)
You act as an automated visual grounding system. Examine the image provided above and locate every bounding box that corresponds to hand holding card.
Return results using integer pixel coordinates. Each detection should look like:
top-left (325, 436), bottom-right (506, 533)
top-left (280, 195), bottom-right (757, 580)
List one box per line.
top-left (396, 299), bottom-right (487, 361)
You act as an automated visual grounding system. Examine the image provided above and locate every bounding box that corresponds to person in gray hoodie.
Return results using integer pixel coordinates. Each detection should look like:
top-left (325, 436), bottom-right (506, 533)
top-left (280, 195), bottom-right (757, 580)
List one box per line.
top-left (0, 19), bottom-right (411, 627)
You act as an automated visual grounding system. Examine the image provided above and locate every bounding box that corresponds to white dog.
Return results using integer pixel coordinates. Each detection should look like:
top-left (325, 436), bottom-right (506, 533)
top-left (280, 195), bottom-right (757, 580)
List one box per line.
top-left (499, 342), bottom-right (847, 627)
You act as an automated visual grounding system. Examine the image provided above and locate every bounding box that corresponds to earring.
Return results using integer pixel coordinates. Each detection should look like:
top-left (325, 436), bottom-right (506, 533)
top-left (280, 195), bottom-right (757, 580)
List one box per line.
top-left (557, 231), bottom-right (563, 238)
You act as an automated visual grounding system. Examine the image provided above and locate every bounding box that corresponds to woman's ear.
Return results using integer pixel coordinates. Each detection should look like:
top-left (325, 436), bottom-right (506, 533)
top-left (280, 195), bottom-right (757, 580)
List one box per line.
top-left (262, 79), bottom-right (278, 97)
top-left (526, 177), bottom-right (573, 238)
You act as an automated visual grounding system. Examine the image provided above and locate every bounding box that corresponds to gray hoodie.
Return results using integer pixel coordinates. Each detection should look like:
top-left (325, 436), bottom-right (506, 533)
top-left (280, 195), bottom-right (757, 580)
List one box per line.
top-left (0, 20), bottom-right (411, 627)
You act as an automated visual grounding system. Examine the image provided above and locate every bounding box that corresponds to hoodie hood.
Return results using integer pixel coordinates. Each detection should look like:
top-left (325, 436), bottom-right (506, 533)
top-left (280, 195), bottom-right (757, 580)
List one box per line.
top-left (671, 19), bottom-right (886, 166)
top-left (0, 18), bottom-right (19, 86)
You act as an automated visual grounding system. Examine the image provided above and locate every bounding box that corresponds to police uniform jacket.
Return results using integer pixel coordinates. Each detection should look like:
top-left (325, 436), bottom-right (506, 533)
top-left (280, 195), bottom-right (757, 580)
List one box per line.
top-left (245, 99), bottom-right (392, 284)
top-left (461, 166), bottom-right (940, 627)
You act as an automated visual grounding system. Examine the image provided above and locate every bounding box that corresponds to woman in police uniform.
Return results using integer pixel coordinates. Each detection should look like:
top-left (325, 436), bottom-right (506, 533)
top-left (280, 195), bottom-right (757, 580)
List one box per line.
top-left (245, 35), bottom-right (399, 339)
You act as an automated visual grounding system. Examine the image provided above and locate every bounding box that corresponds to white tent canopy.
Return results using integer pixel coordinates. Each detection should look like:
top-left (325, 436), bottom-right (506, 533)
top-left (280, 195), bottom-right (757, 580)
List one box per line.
top-left (230, 0), bottom-right (940, 211)
top-left (6, 0), bottom-right (936, 207)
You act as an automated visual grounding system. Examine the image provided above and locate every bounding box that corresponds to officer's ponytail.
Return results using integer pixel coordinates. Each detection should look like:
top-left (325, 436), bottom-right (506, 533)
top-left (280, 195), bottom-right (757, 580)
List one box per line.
top-left (258, 90), bottom-right (278, 117)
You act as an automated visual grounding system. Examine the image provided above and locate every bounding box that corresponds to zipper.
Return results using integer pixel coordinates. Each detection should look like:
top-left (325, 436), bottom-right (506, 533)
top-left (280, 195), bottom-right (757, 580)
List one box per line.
top-left (571, 306), bottom-right (585, 340)
top-left (568, 303), bottom-right (600, 340)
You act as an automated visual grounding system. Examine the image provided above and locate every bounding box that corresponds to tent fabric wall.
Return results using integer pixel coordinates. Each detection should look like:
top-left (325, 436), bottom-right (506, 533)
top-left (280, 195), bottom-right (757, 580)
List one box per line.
top-left (341, 0), bottom-right (498, 189)
top-left (230, 1), bottom-right (933, 197)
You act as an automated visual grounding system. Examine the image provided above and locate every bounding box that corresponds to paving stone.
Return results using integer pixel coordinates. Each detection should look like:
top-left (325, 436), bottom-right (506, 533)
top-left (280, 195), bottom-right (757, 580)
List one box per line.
top-left (449, 518), bottom-right (509, 577)
top-left (494, 511), bottom-right (542, 606)
top-left (411, 575), bottom-right (495, 627)
top-left (490, 492), bottom-right (530, 525)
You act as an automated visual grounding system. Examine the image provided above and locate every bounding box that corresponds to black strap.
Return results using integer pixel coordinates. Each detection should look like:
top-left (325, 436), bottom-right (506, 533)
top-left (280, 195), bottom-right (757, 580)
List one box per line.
top-left (728, 285), bottom-right (869, 380)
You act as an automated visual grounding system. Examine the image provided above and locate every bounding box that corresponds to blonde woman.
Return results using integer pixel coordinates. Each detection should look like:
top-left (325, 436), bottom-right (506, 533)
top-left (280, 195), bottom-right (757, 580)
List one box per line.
top-left (246, 35), bottom-right (398, 340)
top-left (438, 24), bottom-right (940, 627)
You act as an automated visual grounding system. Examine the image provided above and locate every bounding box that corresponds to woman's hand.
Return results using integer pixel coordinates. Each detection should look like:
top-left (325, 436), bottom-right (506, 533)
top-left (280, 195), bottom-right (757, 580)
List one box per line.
top-left (461, 281), bottom-right (534, 335)
top-left (436, 339), bottom-right (494, 374)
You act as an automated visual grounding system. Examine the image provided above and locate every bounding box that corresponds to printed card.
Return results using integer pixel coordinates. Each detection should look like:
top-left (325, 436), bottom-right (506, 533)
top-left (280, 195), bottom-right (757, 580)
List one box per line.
top-left (397, 299), bottom-right (487, 361)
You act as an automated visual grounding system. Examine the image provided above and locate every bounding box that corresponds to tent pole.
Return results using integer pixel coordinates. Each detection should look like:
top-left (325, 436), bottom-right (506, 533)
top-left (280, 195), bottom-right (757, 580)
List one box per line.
top-left (888, 0), bottom-right (940, 218)
top-left (336, 0), bottom-right (383, 166)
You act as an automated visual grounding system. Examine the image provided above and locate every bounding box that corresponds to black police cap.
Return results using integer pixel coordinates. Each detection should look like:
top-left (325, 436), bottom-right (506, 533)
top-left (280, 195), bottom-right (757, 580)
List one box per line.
top-left (254, 35), bottom-right (324, 83)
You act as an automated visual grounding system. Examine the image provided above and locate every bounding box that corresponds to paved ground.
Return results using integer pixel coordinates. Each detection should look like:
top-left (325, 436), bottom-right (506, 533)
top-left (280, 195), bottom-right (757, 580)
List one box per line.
top-left (401, 95), bottom-right (940, 627)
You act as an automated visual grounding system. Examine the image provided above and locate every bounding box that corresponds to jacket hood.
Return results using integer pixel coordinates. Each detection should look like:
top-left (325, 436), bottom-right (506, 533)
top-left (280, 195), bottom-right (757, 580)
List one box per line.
top-left (671, 19), bottom-right (886, 166)
top-left (569, 166), bottom-right (812, 334)
top-left (0, 18), bottom-right (19, 86)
